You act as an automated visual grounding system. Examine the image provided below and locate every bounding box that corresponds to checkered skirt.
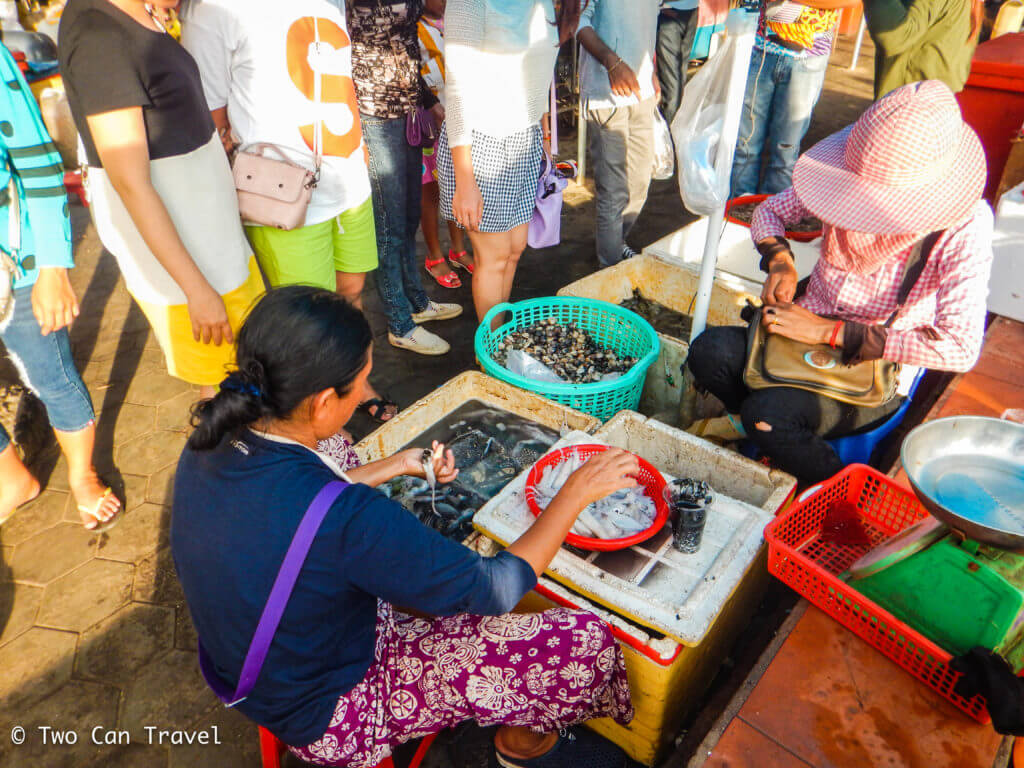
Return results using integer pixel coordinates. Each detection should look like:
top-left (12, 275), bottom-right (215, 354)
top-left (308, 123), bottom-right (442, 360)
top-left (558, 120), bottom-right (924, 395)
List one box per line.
top-left (437, 123), bottom-right (543, 233)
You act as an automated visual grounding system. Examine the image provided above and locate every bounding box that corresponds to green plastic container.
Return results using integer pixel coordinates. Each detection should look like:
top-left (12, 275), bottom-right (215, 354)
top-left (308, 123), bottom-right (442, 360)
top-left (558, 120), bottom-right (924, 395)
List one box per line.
top-left (474, 298), bottom-right (660, 422)
top-left (852, 536), bottom-right (1024, 670)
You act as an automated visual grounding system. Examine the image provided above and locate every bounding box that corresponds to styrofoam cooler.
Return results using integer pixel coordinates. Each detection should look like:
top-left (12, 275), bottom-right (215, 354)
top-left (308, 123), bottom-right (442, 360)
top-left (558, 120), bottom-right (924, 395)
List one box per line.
top-left (474, 411), bottom-right (797, 765)
top-left (557, 255), bottom-right (758, 421)
top-left (990, 181), bottom-right (1024, 321)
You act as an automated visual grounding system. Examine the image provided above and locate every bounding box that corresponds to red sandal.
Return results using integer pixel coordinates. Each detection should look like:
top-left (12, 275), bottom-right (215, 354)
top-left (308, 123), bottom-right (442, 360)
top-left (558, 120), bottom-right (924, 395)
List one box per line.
top-left (447, 248), bottom-right (475, 275)
top-left (424, 256), bottom-right (461, 288)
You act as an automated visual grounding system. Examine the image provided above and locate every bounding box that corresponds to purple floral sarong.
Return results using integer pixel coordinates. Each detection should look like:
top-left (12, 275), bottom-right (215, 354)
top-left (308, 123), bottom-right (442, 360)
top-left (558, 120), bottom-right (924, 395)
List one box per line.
top-left (289, 602), bottom-right (634, 767)
top-left (317, 433), bottom-right (362, 472)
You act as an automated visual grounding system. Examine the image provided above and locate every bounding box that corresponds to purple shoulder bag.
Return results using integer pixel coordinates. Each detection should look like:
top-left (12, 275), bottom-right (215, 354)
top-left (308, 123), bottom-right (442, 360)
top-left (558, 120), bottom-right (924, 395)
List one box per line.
top-left (527, 155), bottom-right (568, 249)
top-left (198, 480), bottom-right (349, 707)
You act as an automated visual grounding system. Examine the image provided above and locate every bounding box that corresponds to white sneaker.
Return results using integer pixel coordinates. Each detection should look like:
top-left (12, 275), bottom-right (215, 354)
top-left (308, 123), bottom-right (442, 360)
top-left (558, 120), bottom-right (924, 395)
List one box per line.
top-left (411, 300), bottom-right (463, 324)
top-left (388, 326), bottom-right (451, 355)
top-left (622, 244), bottom-right (638, 260)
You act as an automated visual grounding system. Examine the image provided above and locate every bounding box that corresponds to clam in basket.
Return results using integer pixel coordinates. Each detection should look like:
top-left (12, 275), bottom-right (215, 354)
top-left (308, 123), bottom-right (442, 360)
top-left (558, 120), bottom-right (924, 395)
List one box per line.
top-left (474, 297), bottom-right (660, 421)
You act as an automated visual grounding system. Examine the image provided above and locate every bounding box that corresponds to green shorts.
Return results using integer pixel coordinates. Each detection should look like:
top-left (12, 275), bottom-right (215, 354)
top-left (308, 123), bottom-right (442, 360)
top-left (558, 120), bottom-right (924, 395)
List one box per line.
top-left (246, 197), bottom-right (378, 291)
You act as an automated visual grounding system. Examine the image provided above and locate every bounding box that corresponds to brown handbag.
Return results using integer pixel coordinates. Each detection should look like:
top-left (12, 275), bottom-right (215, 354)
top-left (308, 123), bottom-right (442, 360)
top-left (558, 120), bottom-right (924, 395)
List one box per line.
top-left (742, 231), bottom-right (942, 407)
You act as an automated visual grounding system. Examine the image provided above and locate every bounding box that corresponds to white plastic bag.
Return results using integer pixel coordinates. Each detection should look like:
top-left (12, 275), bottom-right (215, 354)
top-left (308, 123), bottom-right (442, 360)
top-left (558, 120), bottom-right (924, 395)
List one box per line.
top-left (651, 109), bottom-right (675, 181)
top-left (671, 11), bottom-right (757, 215)
top-left (505, 349), bottom-right (565, 384)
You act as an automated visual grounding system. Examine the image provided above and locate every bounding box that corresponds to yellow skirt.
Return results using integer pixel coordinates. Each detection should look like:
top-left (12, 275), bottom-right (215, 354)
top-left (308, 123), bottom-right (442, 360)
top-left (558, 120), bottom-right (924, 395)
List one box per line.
top-left (134, 257), bottom-right (266, 386)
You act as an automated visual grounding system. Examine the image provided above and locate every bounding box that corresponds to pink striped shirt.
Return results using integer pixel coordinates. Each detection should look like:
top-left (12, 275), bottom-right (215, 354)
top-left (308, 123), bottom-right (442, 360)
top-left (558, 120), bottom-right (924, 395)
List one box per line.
top-left (751, 188), bottom-right (993, 372)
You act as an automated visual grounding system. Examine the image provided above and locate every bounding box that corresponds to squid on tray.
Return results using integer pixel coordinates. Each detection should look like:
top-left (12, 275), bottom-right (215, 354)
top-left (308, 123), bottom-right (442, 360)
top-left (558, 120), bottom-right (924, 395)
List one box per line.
top-left (533, 450), bottom-right (656, 540)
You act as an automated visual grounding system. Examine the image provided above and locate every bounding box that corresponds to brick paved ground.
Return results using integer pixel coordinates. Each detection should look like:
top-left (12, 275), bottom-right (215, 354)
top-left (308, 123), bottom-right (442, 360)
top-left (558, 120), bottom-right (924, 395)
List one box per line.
top-left (0, 35), bottom-right (874, 768)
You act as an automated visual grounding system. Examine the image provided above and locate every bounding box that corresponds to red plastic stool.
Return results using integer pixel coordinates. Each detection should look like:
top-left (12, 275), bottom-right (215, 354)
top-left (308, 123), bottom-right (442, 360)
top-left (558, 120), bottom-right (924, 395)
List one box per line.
top-left (259, 726), bottom-right (437, 768)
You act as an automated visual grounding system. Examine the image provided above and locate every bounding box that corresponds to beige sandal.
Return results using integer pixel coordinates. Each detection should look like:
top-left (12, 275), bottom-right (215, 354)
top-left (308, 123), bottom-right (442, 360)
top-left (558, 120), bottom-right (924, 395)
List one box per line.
top-left (79, 487), bottom-right (123, 533)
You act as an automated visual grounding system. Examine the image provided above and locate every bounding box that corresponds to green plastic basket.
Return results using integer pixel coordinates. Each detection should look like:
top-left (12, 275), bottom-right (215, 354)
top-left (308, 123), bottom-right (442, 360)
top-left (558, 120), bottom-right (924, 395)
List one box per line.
top-left (474, 298), bottom-right (660, 421)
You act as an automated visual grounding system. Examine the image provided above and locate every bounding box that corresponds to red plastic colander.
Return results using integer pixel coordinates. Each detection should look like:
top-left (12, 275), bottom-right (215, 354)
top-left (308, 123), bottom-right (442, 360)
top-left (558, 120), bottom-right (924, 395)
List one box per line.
top-left (524, 444), bottom-right (669, 552)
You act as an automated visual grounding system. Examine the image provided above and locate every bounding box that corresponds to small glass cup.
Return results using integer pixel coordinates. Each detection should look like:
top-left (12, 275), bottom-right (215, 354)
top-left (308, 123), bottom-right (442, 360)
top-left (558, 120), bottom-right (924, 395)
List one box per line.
top-left (663, 478), bottom-right (715, 554)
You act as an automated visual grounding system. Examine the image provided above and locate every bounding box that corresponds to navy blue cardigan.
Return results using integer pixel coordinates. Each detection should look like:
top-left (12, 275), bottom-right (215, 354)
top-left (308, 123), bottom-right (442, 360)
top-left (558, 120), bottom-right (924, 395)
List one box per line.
top-left (171, 431), bottom-right (535, 746)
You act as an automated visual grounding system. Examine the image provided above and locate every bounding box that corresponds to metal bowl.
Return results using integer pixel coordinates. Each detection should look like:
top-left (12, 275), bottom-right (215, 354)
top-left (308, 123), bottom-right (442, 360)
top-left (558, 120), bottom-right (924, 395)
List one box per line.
top-left (901, 416), bottom-right (1024, 550)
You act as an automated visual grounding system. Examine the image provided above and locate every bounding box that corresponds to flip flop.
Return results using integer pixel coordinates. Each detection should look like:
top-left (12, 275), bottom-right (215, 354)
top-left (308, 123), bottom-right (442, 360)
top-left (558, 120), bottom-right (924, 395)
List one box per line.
top-left (79, 487), bottom-right (123, 534)
top-left (424, 256), bottom-right (461, 288)
top-left (447, 249), bottom-right (475, 275)
top-left (358, 398), bottom-right (399, 424)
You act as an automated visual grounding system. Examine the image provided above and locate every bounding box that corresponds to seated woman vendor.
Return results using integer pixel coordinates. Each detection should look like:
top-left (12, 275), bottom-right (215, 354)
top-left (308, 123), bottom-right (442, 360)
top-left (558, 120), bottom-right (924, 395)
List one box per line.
top-left (171, 286), bottom-right (638, 768)
top-left (687, 80), bottom-right (993, 485)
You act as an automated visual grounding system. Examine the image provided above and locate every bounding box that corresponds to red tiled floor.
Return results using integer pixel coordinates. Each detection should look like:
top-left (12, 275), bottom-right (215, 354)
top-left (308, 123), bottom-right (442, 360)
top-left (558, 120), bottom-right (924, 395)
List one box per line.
top-left (706, 719), bottom-right (814, 768)
top-left (737, 607), bottom-right (1002, 768)
top-left (971, 318), bottom-right (1024, 386)
top-left (934, 369), bottom-right (1022, 419)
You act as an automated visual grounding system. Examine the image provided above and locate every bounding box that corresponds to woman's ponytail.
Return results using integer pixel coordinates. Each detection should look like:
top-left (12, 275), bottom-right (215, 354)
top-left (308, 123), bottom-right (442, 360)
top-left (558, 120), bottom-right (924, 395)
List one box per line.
top-left (187, 286), bottom-right (373, 451)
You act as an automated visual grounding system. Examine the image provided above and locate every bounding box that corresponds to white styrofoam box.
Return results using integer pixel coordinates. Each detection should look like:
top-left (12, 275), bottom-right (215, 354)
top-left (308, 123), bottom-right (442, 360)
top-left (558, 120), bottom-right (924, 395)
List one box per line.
top-left (466, 532), bottom-right (682, 661)
top-left (990, 182), bottom-right (1024, 322)
top-left (594, 411), bottom-right (795, 512)
top-left (557, 255), bottom-right (759, 420)
top-left (473, 416), bottom-right (797, 646)
top-left (643, 216), bottom-right (821, 285)
top-left (354, 371), bottom-right (599, 463)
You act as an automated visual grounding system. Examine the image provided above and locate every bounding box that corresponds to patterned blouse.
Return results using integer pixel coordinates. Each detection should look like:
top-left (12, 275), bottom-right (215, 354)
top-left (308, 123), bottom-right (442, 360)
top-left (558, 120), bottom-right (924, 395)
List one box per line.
top-left (752, 189), bottom-right (993, 373)
top-left (347, 0), bottom-right (436, 118)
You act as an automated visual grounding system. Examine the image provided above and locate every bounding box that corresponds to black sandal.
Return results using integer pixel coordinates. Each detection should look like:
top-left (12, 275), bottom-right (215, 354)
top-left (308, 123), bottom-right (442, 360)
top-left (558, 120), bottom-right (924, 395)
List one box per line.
top-left (358, 397), bottom-right (399, 424)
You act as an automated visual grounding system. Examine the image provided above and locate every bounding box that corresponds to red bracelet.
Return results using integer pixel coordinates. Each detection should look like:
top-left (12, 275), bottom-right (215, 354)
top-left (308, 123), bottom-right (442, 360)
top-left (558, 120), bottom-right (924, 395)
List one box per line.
top-left (829, 320), bottom-right (843, 349)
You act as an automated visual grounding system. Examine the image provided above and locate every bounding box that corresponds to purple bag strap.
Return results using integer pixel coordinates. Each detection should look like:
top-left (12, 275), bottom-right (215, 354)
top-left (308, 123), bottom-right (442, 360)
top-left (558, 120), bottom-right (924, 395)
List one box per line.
top-left (198, 480), bottom-right (349, 707)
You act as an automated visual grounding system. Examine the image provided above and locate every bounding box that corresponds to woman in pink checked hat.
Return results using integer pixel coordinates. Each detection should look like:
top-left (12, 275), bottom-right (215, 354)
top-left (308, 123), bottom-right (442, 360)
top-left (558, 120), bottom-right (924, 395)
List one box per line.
top-left (686, 80), bottom-right (994, 485)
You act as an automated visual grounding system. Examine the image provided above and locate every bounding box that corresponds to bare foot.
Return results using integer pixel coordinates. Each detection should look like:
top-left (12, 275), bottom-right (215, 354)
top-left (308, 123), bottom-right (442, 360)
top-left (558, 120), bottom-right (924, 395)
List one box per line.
top-left (0, 471), bottom-right (41, 525)
top-left (70, 472), bottom-right (122, 530)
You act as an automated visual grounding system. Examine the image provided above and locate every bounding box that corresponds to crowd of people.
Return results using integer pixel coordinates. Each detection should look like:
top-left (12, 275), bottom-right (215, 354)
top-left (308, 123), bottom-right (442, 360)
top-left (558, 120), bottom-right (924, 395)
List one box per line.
top-left (0, 0), bottom-right (999, 765)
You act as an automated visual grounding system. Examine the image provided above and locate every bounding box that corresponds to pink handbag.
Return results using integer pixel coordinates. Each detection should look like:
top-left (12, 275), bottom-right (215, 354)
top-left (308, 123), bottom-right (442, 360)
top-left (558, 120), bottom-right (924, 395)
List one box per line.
top-left (232, 144), bottom-right (316, 231)
top-left (230, 18), bottom-right (325, 231)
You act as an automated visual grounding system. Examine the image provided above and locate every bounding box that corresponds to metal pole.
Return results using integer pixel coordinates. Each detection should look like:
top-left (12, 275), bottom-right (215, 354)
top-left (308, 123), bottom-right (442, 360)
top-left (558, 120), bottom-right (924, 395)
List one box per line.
top-left (575, 42), bottom-right (587, 184)
top-left (849, 14), bottom-right (867, 70)
top-left (577, 95), bottom-right (587, 184)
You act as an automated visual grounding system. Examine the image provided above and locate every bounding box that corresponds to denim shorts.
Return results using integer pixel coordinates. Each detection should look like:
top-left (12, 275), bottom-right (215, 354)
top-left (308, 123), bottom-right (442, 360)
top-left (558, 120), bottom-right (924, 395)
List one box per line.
top-left (0, 285), bottom-right (95, 452)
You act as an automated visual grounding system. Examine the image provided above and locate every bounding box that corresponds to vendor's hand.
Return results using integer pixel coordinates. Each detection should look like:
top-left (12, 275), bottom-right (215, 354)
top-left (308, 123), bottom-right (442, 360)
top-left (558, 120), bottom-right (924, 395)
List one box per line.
top-left (429, 103), bottom-right (445, 131)
top-left (400, 441), bottom-right (459, 485)
top-left (452, 175), bottom-right (483, 231)
top-left (762, 303), bottom-right (835, 346)
top-left (607, 59), bottom-right (641, 98)
top-left (761, 252), bottom-right (799, 306)
top-left (186, 281), bottom-right (234, 346)
top-left (31, 267), bottom-right (80, 336)
top-left (557, 448), bottom-right (641, 511)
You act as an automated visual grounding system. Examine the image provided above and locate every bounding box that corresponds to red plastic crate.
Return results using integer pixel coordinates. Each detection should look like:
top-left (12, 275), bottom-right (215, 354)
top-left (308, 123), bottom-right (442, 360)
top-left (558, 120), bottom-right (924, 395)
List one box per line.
top-left (764, 464), bottom-right (991, 722)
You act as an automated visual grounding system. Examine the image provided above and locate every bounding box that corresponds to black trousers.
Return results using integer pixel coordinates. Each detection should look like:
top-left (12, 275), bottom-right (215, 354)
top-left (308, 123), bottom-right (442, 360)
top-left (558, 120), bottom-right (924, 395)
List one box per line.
top-left (656, 8), bottom-right (698, 125)
top-left (687, 326), bottom-right (904, 485)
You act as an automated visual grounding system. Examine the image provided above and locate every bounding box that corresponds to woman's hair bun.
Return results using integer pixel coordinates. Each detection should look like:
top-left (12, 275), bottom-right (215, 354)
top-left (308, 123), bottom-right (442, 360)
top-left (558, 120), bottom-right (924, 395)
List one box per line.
top-left (188, 287), bottom-right (373, 450)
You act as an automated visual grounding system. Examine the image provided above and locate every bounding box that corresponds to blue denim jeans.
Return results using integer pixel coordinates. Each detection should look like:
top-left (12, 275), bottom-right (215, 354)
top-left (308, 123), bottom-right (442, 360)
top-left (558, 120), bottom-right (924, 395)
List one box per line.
top-left (360, 113), bottom-right (429, 337)
top-left (730, 48), bottom-right (829, 197)
top-left (0, 285), bottom-right (95, 452)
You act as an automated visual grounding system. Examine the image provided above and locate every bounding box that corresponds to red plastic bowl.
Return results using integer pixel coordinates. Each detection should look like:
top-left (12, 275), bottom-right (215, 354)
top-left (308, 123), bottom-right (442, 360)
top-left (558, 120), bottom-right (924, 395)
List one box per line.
top-left (725, 193), bottom-right (823, 243)
top-left (524, 444), bottom-right (669, 552)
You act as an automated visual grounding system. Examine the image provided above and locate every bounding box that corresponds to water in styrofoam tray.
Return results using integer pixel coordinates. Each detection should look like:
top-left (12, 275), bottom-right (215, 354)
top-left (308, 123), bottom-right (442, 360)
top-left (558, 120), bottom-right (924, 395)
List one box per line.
top-left (473, 430), bottom-right (777, 645)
